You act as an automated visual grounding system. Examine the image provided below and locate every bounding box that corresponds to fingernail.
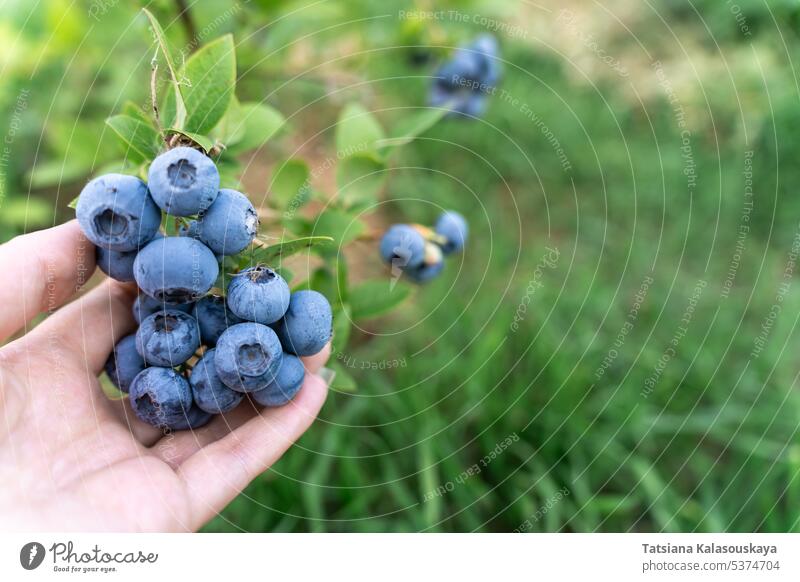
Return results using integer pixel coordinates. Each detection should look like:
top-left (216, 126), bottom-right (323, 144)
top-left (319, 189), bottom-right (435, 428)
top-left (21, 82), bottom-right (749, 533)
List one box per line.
top-left (318, 367), bottom-right (336, 386)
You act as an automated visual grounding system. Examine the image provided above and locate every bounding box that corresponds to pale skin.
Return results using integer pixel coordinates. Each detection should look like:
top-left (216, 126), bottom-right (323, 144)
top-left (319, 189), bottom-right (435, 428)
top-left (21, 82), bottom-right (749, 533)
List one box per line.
top-left (0, 221), bottom-right (330, 531)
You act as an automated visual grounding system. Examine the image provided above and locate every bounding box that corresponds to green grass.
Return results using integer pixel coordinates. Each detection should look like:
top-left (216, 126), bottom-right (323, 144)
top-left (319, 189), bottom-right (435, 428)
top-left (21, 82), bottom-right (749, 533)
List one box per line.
top-left (204, 8), bottom-right (800, 532)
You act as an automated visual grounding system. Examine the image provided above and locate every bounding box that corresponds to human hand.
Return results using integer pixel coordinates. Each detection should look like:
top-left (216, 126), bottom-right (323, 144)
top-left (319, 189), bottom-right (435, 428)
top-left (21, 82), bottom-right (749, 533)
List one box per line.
top-left (0, 221), bottom-right (330, 531)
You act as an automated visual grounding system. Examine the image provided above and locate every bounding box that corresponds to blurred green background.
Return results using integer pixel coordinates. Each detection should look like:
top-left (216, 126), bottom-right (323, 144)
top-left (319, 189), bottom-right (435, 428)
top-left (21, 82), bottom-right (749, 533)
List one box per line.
top-left (2, 0), bottom-right (800, 531)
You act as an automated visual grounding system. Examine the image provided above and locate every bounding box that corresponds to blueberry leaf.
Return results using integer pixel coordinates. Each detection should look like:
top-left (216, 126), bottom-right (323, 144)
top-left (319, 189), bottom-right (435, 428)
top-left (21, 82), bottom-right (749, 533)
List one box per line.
top-left (105, 115), bottom-right (161, 162)
top-left (332, 302), bottom-right (351, 353)
top-left (335, 103), bottom-right (385, 157)
top-left (349, 279), bottom-right (412, 320)
top-left (182, 34), bottom-right (236, 134)
top-left (270, 159), bottom-right (310, 210)
top-left (336, 153), bottom-right (386, 207)
top-left (142, 8), bottom-right (186, 128)
top-left (122, 101), bottom-right (152, 125)
top-left (310, 209), bottom-right (366, 250)
top-left (226, 102), bottom-right (285, 152)
top-left (164, 128), bottom-right (214, 153)
top-left (377, 106), bottom-right (449, 151)
top-left (238, 236), bottom-right (334, 269)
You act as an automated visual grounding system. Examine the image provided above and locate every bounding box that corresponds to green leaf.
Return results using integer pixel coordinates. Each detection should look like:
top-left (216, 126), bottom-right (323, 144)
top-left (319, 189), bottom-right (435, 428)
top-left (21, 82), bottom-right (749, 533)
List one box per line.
top-left (67, 195), bottom-right (79, 210)
top-left (336, 256), bottom-right (349, 303)
top-left (349, 279), bottom-right (413, 320)
top-left (336, 153), bottom-right (386, 207)
top-left (29, 160), bottom-right (90, 189)
top-left (332, 302), bottom-right (352, 352)
top-left (328, 361), bottom-right (357, 392)
top-left (106, 115), bottom-right (161, 162)
top-left (164, 128), bottom-right (214, 153)
top-left (143, 8), bottom-right (186, 128)
top-left (122, 101), bottom-right (152, 124)
top-left (283, 216), bottom-right (312, 237)
top-left (240, 236), bottom-right (334, 269)
top-left (270, 159), bottom-right (310, 210)
top-left (0, 197), bottom-right (54, 227)
top-left (227, 102), bottom-right (285, 152)
top-left (378, 107), bottom-right (449, 150)
top-left (295, 266), bottom-right (346, 305)
top-left (310, 209), bottom-right (365, 248)
top-left (335, 103), bottom-right (385, 157)
top-left (182, 34), bottom-right (236, 134)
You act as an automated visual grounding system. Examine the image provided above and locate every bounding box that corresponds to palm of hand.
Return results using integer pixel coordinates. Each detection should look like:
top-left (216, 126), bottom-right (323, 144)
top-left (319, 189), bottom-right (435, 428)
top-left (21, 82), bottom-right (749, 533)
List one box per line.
top-left (0, 222), bottom-right (328, 532)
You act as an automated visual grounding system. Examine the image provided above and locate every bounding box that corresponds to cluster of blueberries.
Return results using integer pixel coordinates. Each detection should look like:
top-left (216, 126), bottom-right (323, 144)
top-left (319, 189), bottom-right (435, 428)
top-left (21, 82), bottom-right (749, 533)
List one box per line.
top-left (429, 34), bottom-right (501, 118)
top-left (76, 147), bottom-right (332, 431)
top-left (379, 211), bottom-right (468, 283)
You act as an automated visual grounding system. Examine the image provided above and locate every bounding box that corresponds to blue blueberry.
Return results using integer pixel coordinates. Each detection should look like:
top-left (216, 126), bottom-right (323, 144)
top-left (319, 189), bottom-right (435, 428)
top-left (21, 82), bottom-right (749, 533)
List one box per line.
top-left (251, 353), bottom-right (305, 407)
top-left (468, 34), bottom-right (501, 86)
top-left (435, 211), bottom-right (468, 254)
top-left (135, 310), bottom-right (200, 367)
top-left (214, 322), bottom-right (283, 393)
top-left (76, 173), bottom-right (161, 251)
top-left (429, 35), bottom-right (500, 119)
top-left (95, 245), bottom-right (137, 282)
top-left (104, 334), bottom-right (146, 393)
top-left (133, 236), bottom-right (219, 304)
top-left (226, 266), bottom-right (290, 325)
top-left (196, 189), bottom-right (258, 256)
top-left (167, 405), bottom-right (214, 431)
top-left (147, 147), bottom-right (220, 216)
top-left (189, 348), bottom-right (244, 414)
top-left (379, 225), bottom-right (426, 270)
top-left (406, 258), bottom-right (445, 283)
top-left (133, 293), bottom-right (192, 324)
top-left (129, 367), bottom-right (193, 428)
top-left (273, 290), bottom-right (332, 357)
top-left (193, 295), bottom-right (242, 346)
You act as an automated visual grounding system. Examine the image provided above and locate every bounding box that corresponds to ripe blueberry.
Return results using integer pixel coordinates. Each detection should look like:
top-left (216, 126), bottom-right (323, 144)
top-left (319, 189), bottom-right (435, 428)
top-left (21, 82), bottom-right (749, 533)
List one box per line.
top-left (76, 173), bottom-right (161, 251)
top-left (435, 211), bottom-right (468, 254)
top-left (214, 322), bottom-right (283, 392)
top-left (135, 309), bottom-right (200, 367)
top-left (196, 189), bottom-right (258, 256)
top-left (189, 348), bottom-right (244, 414)
top-left (129, 367), bottom-right (193, 428)
top-left (226, 265), bottom-right (290, 325)
top-left (133, 236), bottom-right (219, 304)
top-left (273, 290), bottom-right (332, 357)
top-left (95, 245), bottom-right (137, 282)
top-left (379, 224), bottom-right (426, 270)
top-left (251, 353), bottom-right (305, 407)
top-left (104, 334), bottom-right (146, 393)
top-left (147, 147), bottom-right (220, 216)
top-left (168, 405), bottom-right (214, 431)
top-left (192, 295), bottom-right (242, 347)
top-left (429, 34), bottom-right (500, 119)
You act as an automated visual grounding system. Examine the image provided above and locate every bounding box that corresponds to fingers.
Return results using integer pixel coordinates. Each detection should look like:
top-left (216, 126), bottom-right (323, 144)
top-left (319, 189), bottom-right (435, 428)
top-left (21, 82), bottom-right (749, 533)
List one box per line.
top-left (177, 372), bottom-right (329, 530)
top-left (0, 220), bottom-right (95, 342)
top-left (25, 278), bottom-right (137, 375)
top-left (150, 341), bottom-right (333, 463)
